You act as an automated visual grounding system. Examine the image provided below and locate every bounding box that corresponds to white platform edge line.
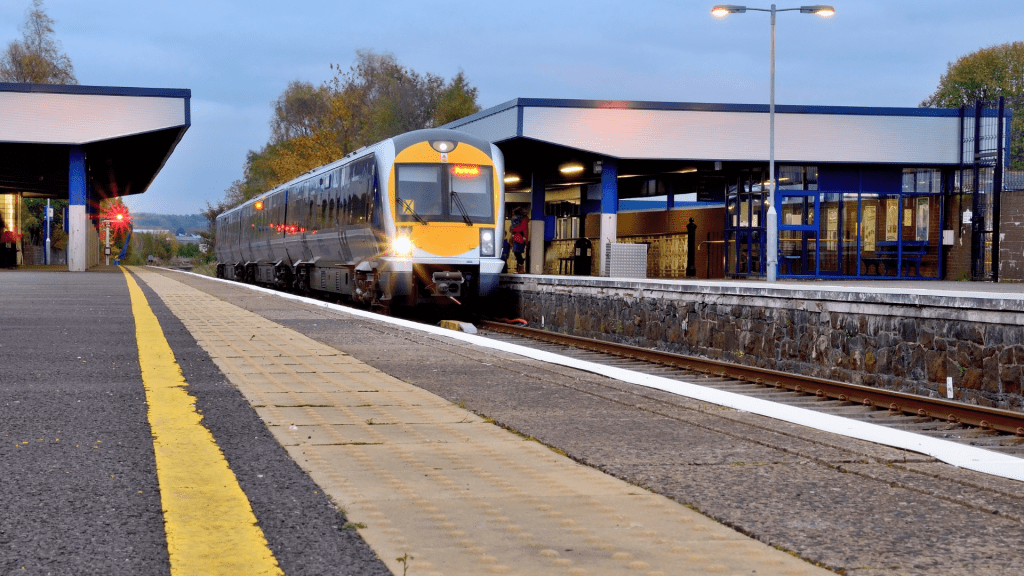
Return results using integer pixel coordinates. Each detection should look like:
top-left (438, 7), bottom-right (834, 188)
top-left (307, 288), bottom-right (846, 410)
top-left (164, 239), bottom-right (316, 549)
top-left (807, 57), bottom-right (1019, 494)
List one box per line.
top-left (164, 269), bottom-right (1024, 483)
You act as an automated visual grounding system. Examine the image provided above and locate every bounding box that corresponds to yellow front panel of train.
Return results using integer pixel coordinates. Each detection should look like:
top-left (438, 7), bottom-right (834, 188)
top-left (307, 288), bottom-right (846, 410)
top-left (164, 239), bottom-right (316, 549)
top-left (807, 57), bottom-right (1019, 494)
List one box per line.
top-left (390, 141), bottom-right (498, 257)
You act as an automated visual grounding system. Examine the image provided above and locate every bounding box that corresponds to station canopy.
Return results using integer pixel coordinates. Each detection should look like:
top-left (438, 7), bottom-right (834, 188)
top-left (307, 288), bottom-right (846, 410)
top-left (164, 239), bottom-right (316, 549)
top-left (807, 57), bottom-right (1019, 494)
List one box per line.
top-left (0, 83), bottom-right (191, 201)
top-left (444, 98), bottom-right (963, 198)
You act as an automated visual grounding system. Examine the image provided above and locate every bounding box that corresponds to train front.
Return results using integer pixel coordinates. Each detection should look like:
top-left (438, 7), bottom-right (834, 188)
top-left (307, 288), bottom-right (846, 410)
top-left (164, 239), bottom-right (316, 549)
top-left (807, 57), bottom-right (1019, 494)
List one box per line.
top-left (380, 129), bottom-right (505, 309)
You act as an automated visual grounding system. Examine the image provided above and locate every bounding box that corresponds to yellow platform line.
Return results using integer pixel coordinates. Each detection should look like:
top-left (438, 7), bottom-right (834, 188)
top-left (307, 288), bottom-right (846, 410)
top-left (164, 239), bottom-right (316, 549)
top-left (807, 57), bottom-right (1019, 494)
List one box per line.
top-left (122, 268), bottom-right (282, 576)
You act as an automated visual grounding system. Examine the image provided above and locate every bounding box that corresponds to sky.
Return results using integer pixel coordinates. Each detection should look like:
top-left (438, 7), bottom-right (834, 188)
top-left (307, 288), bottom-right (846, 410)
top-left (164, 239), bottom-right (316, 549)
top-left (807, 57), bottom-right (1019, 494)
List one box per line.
top-left (2, 0), bottom-right (1022, 215)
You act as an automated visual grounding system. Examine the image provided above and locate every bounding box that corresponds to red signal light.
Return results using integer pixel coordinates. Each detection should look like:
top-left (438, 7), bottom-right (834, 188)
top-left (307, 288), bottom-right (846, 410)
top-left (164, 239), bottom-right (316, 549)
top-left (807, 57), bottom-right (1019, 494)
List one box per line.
top-left (254, 201), bottom-right (265, 210)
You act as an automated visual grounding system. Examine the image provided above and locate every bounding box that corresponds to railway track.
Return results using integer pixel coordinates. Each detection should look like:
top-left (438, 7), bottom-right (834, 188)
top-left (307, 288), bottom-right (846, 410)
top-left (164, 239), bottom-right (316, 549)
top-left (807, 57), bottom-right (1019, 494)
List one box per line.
top-left (479, 321), bottom-right (1024, 457)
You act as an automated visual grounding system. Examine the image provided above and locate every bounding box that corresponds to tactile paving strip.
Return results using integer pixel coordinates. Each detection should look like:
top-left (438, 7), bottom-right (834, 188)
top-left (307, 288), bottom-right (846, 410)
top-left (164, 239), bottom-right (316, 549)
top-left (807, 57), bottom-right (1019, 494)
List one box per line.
top-left (134, 269), bottom-right (830, 576)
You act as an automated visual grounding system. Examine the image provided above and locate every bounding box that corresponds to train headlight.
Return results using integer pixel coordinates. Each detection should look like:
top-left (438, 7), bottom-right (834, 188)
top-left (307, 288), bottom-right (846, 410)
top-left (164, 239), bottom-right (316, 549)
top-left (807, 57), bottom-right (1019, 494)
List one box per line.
top-left (393, 235), bottom-right (414, 257)
top-left (430, 140), bottom-right (458, 153)
top-left (479, 228), bottom-right (496, 257)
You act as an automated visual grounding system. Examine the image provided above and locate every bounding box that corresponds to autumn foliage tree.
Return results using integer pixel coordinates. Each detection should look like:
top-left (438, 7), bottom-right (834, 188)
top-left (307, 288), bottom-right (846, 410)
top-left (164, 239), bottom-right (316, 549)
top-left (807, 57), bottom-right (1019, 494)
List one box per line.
top-left (921, 41), bottom-right (1024, 168)
top-left (206, 50), bottom-right (481, 227)
top-left (0, 0), bottom-right (76, 84)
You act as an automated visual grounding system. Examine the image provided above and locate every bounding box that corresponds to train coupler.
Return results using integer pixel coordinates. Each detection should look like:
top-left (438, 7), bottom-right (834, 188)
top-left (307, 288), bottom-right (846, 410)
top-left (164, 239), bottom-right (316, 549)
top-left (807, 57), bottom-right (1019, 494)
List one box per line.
top-left (430, 271), bottom-right (464, 297)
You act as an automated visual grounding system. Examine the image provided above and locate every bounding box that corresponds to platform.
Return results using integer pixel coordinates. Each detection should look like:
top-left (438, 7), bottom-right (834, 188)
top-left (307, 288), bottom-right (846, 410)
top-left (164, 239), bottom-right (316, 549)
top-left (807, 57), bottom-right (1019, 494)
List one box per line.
top-left (1, 267), bottom-right (832, 576)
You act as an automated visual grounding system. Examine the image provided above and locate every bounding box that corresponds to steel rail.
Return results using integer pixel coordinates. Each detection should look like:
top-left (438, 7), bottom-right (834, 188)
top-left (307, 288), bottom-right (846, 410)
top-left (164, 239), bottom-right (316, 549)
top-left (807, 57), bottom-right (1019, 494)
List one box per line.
top-left (481, 321), bottom-right (1024, 437)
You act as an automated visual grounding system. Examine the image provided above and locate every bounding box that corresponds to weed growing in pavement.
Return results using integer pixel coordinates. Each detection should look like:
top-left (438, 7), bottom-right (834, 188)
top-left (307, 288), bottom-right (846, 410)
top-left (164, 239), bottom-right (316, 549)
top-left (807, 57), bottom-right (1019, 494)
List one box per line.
top-left (343, 522), bottom-right (367, 530)
top-left (396, 553), bottom-right (413, 576)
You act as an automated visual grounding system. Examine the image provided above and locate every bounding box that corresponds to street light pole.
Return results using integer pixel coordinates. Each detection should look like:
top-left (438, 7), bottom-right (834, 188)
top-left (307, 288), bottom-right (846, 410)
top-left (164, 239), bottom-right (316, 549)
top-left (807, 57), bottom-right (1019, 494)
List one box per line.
top-left (712, 4), bottom-right (834, 281)
top-left (768, 4), bottom-right (777, 281)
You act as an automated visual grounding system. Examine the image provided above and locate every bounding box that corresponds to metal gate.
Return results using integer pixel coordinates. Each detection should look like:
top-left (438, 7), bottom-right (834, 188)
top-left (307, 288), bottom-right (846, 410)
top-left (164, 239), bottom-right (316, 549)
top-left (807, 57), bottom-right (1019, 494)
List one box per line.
top-left (960, 98), bottom-right (1008, 281)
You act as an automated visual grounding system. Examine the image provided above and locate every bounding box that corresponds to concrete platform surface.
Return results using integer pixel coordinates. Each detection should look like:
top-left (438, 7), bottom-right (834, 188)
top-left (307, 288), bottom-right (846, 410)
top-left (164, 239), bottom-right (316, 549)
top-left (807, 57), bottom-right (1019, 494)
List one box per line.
top-left (133, 267), bottom-right (830, 576)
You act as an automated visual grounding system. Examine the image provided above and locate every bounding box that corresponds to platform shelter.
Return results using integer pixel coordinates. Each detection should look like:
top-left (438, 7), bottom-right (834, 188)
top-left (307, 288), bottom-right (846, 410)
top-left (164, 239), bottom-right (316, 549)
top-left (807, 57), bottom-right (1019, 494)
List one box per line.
top-left (0, 83), bottom-right (191, 271)
top-left (445, 98), bottom-right (1013, 281)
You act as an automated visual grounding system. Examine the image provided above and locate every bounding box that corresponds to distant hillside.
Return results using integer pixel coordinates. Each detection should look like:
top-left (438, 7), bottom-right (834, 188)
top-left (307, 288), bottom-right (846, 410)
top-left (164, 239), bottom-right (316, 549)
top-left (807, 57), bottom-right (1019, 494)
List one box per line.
top-left (132, 213), bottom-right (208, 234)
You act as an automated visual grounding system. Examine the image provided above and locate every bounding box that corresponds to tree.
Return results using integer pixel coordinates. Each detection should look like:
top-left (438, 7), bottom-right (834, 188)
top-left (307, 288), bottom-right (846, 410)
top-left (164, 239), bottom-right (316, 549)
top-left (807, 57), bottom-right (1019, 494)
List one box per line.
top-left (921, 42), bottom-right (1024, 168)
top-left (329, 50), bottom-right (481, 146)
top-left (210, 51), bottom-right (482, 219)
top-left (19, 197), bottom-right (68, 250)
top-left (177, 242), bottom-right (201, 258)
top-left (0, 0), bottom-right (77, 84)
top-left (433, 70), bottom-right (481, 126)
top-left (270, 81), bottom-right (334, 144)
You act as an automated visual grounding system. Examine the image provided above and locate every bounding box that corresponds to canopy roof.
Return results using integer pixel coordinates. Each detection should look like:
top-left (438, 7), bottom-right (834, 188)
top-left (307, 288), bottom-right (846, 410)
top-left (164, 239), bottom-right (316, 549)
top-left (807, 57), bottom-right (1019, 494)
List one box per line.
top-left (444, 98), bottom-right (971, 196)
top-left (0, 83), bottom-right (190, 200)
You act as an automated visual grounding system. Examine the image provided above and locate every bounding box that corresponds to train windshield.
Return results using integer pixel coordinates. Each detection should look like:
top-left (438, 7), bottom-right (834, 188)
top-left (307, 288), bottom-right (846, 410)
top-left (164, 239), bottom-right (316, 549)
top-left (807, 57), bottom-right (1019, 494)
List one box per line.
top-left (396, 163), bottom-right (493, 224)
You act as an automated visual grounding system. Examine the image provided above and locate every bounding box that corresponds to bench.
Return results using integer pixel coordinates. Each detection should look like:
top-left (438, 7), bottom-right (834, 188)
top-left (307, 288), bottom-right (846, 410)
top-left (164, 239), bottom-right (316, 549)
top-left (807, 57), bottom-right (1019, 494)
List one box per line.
top-left (862, 240), bottom-right (928, 277)
top-left (558, 257), bottom-right (574, 275)
top-left (779, 254), bottom-right (803, 275)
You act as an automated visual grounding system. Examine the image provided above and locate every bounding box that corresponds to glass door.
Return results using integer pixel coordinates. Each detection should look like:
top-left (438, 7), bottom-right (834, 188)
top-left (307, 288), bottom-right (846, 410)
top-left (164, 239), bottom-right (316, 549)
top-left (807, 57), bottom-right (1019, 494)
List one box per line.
top-left (778, 192), bottom-right (817, 276)
top-left (724, 169), bottom-right (767, 277)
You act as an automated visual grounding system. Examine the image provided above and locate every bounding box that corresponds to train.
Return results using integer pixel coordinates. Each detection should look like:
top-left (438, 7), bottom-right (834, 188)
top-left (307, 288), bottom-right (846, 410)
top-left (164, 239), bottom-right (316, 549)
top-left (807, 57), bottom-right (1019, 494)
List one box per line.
top-left (215, 128), bottom-right (505, 313)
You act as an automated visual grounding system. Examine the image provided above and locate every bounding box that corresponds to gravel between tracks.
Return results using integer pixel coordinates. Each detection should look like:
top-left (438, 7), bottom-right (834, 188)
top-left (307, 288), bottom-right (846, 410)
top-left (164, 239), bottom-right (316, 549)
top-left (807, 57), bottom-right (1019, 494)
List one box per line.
top-left (155, 269), bottom-right (1024, 576)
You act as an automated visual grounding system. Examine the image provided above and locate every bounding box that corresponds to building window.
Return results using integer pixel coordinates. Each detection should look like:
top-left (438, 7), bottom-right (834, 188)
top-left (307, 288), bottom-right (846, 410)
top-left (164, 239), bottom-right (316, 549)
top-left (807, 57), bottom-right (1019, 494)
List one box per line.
top-left (778, 165), bottom-right (818, 191)
top-left (902, 168), bottom-right (942, 194)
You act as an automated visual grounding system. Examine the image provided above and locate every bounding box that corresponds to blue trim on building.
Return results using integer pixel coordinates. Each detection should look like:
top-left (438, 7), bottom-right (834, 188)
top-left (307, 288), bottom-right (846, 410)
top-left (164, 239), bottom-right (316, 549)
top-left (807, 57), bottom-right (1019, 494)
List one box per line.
top-left (68, 146), bottom-right (86, 206)
top-left (601, 158), bottom-right (618, 214)
top-left (444, 97), bottom-right (964, 129)
top-left (530, 174), bottom-right (546, 221)
top-left (517, 97), bottom-right (965, 117)
top-left (619, 199), bottom-right (724, 211)
top-left (0, 83), bottom-right (191, 99)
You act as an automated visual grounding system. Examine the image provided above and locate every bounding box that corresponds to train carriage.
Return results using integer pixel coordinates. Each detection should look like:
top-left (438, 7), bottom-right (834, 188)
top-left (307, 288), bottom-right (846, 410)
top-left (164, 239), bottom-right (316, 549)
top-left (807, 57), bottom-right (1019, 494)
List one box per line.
top-left (215, 129), bottom-right (505, 312)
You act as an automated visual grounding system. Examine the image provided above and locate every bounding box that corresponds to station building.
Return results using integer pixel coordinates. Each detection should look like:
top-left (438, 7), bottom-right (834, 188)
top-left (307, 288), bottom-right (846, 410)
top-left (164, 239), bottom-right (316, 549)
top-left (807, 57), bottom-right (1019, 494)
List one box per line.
top-left (446, 98), bottom-right (1019, 282)
top-left (0, 83), bottom-right (190, 270)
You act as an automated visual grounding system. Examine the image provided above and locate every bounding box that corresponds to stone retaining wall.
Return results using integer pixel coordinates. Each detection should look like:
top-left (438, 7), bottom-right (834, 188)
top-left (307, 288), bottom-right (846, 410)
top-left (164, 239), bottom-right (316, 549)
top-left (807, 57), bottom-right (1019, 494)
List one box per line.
top-left (496, 276), bottom-right (1024, 412)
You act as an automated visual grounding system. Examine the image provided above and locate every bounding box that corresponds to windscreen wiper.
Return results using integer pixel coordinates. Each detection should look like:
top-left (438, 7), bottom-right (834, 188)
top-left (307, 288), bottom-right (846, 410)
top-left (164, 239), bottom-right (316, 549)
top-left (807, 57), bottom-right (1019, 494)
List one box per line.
top-left (400, 199), bottom-right (427, 224)
top-left (450, 191), bottom-right (473, 226)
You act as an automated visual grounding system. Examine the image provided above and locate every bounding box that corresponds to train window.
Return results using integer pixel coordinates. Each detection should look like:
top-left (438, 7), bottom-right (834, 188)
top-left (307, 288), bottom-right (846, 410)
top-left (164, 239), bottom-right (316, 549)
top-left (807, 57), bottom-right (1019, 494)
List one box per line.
top-left (396, 164), bottom-right (443, 220)
top-left (449, 165), bottom-right (493, 223)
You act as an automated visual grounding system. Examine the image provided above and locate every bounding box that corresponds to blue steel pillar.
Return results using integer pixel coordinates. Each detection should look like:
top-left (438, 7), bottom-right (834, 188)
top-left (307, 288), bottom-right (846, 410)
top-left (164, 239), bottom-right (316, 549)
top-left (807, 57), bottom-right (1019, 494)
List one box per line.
top-left (529, 173), bottom-right (546, 274)
top-left (68, 145), bottom-right (87, 271)
top-left (598, 158), bottom-right (618, 276)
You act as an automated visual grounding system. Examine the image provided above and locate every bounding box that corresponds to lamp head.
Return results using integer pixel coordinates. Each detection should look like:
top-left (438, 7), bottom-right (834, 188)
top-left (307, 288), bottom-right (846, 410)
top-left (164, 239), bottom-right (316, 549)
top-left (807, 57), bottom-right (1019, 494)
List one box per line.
top-left (711, 4), bottom-right (746, 17)
top-left (799, 5), bottom-right (835, 16)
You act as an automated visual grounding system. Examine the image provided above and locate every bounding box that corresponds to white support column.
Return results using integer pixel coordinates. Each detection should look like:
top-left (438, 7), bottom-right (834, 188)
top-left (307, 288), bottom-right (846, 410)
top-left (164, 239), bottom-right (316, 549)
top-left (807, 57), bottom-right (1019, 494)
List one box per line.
top-left (68, 205), bottom-right (87, 272)
top-left (597, 157), bottom-right (618, 277)
top-left (529, 220), bottom-right (545, 275)
top-left (598, 213), bottom-right (617, 277)
top-left (68, 145), bottom-right (87, 272)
